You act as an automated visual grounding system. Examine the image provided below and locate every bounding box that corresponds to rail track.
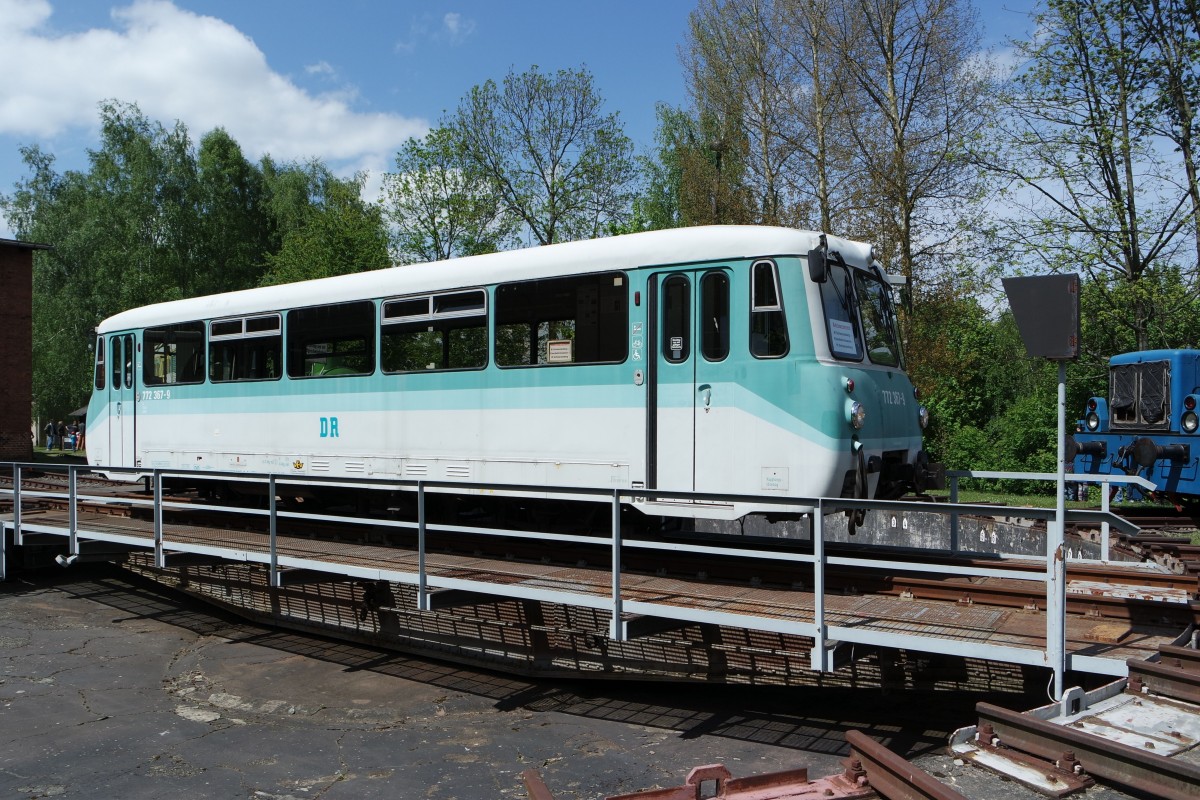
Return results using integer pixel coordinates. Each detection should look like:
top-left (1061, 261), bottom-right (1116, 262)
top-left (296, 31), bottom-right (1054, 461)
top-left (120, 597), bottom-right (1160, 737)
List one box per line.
top-left (962, 643), bottom-right (1200, 800)
top-left (523, 729), bottom-right (969, 799)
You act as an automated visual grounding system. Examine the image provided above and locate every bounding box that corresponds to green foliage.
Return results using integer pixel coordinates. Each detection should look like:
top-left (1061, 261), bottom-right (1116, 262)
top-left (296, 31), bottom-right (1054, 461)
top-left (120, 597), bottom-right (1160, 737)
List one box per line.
top-left (451, 65), bottom-right (637, 244)
top-left (1, 102), bottom-right (389, 419)
top-left (259, 162), bottom-right (389, 285)
top-left (381, 126), bottom-right (515, 263)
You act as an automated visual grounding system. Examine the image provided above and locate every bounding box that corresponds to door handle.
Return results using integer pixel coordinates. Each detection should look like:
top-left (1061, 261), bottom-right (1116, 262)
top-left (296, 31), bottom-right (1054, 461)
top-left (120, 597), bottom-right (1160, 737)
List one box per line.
top-left (699, 384), bottom-right (712, 412)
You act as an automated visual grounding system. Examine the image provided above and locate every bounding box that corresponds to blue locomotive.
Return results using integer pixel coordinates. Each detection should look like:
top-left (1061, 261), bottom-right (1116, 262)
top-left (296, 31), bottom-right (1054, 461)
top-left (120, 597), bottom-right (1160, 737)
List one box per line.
top-left (1071, 350), bottom-right (1200, 502)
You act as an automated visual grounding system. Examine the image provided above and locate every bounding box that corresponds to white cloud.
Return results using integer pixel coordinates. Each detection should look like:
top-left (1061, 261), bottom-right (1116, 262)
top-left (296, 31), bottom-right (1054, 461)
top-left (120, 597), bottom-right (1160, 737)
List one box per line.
top-left (442, 12), bottom-right (475, 45)
top-left (0, 0), bottom-right (428, 163)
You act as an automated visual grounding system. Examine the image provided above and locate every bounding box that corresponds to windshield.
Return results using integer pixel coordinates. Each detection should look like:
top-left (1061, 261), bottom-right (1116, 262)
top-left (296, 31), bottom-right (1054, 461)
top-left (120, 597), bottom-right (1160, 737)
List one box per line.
top-left (854, 271), bottom-right (902, 367)
top-left (819, 263), bottom-right (863, 360)
top-left (819, 262), bottom-right (903, 366)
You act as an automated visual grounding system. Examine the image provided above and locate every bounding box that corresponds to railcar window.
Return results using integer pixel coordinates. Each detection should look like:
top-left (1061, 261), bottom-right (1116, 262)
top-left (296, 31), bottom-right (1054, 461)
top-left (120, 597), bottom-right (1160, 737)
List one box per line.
top-left (819, 263), bottom-right (864, 360)
top-left (381, 290), bottom-right (487, 372)
top-left (94, 336), bottom-right (106, 390)
top-left (662, 275), bottom-right (691, 363)
top-left (853, 272), bottom-right (901, 367)
top-left (210, 314), bottom-right (282, 382)
top-left (495, 272), bottom-right (627, 366)
top-left (701, 272), bottom-right (730, 361)
top-left (144, 323), bottom-right (205, 385)
top-left (123, 333), bottom-right (135, 388)
top-left (287, 301), bottom-right (375, 378)
top-left (111, 337), bottom-right (122, 389)
top-left (750, 260), bottom-right (788, 358)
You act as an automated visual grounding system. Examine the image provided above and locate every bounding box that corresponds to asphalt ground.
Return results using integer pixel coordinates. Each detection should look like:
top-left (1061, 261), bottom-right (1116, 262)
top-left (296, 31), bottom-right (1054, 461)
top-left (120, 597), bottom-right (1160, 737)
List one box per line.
top-left (1, 565), bottom-right (1143, 800)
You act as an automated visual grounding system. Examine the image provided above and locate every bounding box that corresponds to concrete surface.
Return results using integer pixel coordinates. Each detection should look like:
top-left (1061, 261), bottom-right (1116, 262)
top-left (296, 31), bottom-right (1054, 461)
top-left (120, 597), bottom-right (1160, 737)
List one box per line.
top-left (1, 565), bottom-right (1141, 799)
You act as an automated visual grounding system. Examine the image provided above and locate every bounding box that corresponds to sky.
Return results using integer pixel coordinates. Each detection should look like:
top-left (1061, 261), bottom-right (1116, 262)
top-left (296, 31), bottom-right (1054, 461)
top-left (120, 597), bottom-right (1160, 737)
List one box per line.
top-left (0, 0), bottom-right (1040, 240)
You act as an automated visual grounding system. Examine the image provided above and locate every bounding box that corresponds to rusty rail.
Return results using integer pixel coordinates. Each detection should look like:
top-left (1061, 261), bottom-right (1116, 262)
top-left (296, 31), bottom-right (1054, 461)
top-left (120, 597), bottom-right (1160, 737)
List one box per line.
top-left (975, 701), bottom-right (1200, 800)
top-left (844, 730), bottom-right (967, 800)
top-left (521, 732), bottom-right (966, 800)
top-left (1128, 644), bottom-right (1200, 705)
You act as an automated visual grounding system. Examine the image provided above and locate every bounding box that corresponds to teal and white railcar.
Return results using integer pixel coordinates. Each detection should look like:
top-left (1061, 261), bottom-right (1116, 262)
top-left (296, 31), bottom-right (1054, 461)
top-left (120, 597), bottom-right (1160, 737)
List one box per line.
top-left (86, 226), bottom-right (937, 520)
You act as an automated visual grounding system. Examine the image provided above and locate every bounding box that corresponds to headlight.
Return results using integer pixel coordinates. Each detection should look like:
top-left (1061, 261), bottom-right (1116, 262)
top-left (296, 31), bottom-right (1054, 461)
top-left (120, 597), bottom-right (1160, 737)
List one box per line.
top-left (1184, 411), bottom-right (1199, 433)
top-left (918, 404), bottom-right (930, 430)
top-left (1085, 412), bottom-right (1100, 431)
top-left (848, 400), bottom-right (866, 429)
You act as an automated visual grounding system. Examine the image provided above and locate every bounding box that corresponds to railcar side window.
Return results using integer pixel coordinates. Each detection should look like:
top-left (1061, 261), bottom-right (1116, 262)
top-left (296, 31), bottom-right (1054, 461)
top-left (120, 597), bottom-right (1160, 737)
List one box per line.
top-left (495, 272), bottom-right (627, 367)
top-left (111, 336), bottom-right (122, 388)
top-left (819, 263), bottom-right (864, 361)
top-left (662, 275), bottom-right (690, 363)
top-left (209, 314), bottom-right (282, 382)
top-left (287, 301), bottom-right (375, 378)
top-left (94, 337), bottom-right (106, 390)
top-left (124, 334), bottom-right (134, 388)
top-left (144, 323), bottom-right (205, 385)
top-left (750, 260), bottom-right (788, 358)
top-left (381, 290), bottom-right (487, 372)
top-left (853, 272), bottom-right (901, 367)
top-left (701, 272), bottom-right (730, 362)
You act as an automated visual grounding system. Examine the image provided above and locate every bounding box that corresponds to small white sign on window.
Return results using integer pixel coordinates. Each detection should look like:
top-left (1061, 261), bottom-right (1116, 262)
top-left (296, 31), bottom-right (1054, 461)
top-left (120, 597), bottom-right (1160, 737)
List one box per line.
top-left (829, 320), bottom-right (857, 354)
top-left (670, 336), bottom-right (684, 352)
top-left (546, 339), bottom-right (573, 363)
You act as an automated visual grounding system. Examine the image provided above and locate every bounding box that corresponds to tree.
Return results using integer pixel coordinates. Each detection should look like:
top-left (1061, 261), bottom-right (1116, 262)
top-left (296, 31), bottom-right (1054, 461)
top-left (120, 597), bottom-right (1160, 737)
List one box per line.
top-left (194, 128), bottom-right (272, 294)
top-left (830, 0), bottom-right (993, 299)
top-left (451, 65), bottom-right (637, 244)
top-left (259, 161), bottom-right (389, 285)
top-left (1, 101), bottom-right (212, 417)
top-left (684, 0), bottom-right (803, 226)
top-left (381, 126), bottom-right (514, 263)
top-left (980, 0), bottom-right (1197, 353)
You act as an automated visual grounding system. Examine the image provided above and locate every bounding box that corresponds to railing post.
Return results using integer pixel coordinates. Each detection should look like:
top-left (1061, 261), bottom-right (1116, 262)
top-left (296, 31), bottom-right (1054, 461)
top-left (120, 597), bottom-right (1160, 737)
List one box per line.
top-left (1100, 478), bottom-right (1111, 563)
top-left (417, 481), bottom-right (428, 611)
top-left (949, 473), bottom-right (960, 553)
top-left (610, 489), bottom-right (624, 641)
top-left (810, 499), bottom-right (827, 671)
top-left (68, 465), bottom-right (78, 557)
top-left (12, 464), bottom-right (21, 545)
top-left (153, 469), bottom-right (164, 568)
top-left (268, 474), bottom-right (279, 588)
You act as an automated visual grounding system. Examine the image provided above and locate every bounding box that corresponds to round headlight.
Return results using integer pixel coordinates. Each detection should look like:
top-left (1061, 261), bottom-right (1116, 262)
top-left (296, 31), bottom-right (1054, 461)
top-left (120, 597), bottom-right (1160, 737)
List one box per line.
top-left (1085, 412), bottom-right (1100, 431)
top-left (918, 404), bottom-right (930, 430)
top-left (848, 400), bottom-right (866, 430)
top-left (1184, 411), bottom-right (1199, 433)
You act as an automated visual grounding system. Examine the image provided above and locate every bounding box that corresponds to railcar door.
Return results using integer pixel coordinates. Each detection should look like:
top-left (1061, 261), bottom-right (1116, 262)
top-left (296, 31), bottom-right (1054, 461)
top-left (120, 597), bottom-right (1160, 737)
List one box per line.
top-left (109, 333), bottom-right (136, 466)
top-left (650, 269), bottom-right (735, 496)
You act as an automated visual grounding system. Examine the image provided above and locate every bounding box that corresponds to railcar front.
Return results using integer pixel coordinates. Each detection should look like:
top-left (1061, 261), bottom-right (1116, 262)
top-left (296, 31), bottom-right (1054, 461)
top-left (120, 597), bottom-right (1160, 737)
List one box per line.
top-left (1072, 349), bottom-right (1200, 501)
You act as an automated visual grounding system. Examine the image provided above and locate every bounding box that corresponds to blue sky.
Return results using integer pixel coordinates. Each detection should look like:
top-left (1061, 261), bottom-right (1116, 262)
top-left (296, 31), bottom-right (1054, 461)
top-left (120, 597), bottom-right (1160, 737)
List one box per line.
top-left (0, 0), bottom-right (1039, 239)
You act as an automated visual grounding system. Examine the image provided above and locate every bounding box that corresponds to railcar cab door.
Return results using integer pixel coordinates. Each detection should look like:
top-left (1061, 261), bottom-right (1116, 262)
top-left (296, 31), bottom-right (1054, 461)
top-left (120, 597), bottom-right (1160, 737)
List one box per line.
top-left (649, 268), bottom-right (735, 496)
top-left (109, 332), bottom-right (136, 466)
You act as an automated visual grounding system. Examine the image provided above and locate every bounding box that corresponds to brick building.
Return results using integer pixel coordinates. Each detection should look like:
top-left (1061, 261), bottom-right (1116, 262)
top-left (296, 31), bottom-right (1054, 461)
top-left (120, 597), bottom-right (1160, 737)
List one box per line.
top-left (0, 239), bottom-right (48, 461)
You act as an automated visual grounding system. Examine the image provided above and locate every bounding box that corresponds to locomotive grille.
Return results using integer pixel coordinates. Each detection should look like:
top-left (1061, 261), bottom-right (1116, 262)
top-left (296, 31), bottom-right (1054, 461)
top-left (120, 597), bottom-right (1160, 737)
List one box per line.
top-left (1110, 360), bottom-right (1170, 430)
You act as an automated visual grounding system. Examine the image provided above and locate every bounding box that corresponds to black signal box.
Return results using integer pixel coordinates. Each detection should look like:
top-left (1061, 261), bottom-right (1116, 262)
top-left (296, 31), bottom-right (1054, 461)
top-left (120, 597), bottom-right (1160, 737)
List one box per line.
top-left (1001, 274), bottom-right (1080, 361)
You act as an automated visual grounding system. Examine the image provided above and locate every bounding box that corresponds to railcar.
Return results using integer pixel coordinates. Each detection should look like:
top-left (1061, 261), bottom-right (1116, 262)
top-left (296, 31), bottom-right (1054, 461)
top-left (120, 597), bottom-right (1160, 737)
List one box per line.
top-left (86, 226), bottom-right (938, 521)
top-left (1071, 349), bottom-right (1200, 502)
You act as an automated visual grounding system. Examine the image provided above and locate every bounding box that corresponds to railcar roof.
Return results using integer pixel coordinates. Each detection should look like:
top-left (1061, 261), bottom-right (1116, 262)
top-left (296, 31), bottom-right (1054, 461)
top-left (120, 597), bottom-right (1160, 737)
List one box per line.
top-left (98, 225), bottom-right (873, 333)
top-left (1110, 349), bottom-right (1200, 365)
